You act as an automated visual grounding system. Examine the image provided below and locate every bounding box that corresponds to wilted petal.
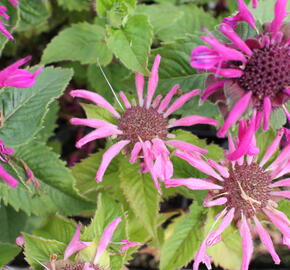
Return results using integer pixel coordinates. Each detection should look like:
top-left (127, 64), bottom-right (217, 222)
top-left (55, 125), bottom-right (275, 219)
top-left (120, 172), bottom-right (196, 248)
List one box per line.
top-left (96, 140), bottom-right (130, 182)
top-left (239, 214), bottom-right (253, 270)
top-left (0, 164), bottom-right (18, 188)
top-left (164, 178), bottom-right (223, 190)
top-left (146, 54), bottom-right (161, 108)
top-left (253, 216), bottom-right (280, 264)
top-left (168, 115), bottom-right (218, 128)
top-left (94, 217), bottom-right (122, 264)
top-left (64, 224), bottom-right (90, 260)
top-left (70, 90), bottom-right (120, 118)
top-left (217, 91), bottom-right (252, 138)
top-left (164, 89), bottom-right (200, 117)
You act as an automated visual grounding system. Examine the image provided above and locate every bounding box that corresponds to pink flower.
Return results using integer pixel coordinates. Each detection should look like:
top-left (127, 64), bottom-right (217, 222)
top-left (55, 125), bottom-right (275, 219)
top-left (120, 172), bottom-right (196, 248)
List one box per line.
top-left (8, 0), bottom-right (19, 7)
top-left (0, 0), bottom-right (19, 40)
top-left (165, 129), bottom-right (290, 270)
top-left (15, 236), bottom-right (25, 247)
top-left (191, 0), bottom-right (290, 137)
top-left (120, 240), bottom-right (142, 253)
top-left (70, 55), bottom-right (218, 192)
top-left (0, 139), bottom-right (18, 187)
top-left (0, 56), bottom-right (43, 88)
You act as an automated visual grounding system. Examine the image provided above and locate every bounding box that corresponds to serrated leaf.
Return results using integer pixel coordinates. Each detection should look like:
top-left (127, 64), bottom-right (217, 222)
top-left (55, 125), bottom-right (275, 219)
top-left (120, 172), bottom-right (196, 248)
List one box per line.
top-left (33, 215), bottom-right (76, 244)
top-left (160, 203), bottom-right (204, 270)
top-left (0, 0), bottom-right (19, 54)
top-left (119, 158), bottom-right (160, 238)
top-left (41, 23), bottom-right (112, 65)
top-left (107, 14), bottom-right (153, 75)
top-left (96, 0), bottom-right (136, 17)
top-left (57, 0), bottom-right (90, 11)
top-left (0, 242), bottom-right (21, 266)
top-left (0, 67), bottom-right (73, 147)
top-left (23, 233), bottom-right (66, 270)
top-left (0, 142), bottom-right (93, 216)
top-left (17, 0), bottom-right (51, 33)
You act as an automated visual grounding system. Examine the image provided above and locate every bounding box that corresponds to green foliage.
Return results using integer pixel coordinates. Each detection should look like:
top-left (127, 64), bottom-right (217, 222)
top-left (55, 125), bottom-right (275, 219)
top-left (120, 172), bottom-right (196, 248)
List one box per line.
top-left (96, 0), bottom-right (136, 17)
top-left (0, 242), bottom-right (21, 266)
top-left (81, 103), bottom-right (117, 124)
top-left (57, 0), bottom-right (90, 11)
top-left (107, 14), bottom-right (153, 75)
top-left (119, 158), bottom-right (160, 238)
top-left (160, 203), bottom-right (204, 270)
top-left (0, 67), bottom-right (73, 147)
top-left (270, 107), bottom-right (287, 131)
top-left (42, 23), bottom-right (112, 65)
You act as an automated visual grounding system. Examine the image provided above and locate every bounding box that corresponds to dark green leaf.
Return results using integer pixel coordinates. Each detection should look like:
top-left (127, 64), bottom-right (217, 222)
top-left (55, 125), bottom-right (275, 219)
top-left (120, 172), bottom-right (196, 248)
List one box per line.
top-left (0, 242), bottom-right (21, 266)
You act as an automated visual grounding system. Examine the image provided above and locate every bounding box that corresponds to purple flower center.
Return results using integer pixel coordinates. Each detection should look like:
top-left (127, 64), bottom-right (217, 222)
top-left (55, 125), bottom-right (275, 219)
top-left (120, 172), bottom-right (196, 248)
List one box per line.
top-left (238, 42), bottom-right (290, 109)
top-left (222, 163), bottom-right (271, 218)
top-left (117, 106), bottom-right (168, 148)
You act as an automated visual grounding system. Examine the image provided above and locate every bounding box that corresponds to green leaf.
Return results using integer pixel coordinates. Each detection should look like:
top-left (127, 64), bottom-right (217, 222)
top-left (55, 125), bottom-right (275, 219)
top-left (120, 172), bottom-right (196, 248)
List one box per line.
top-left (204, 208), bottom-right (242, 270)
top-left (81, 103), bottom-right (117, 124)
top-left (256, 129), bottom-right (276, 163)
top-left (0, 67), bottom-right (73, 147)
top-left (33, 215), bottom-right (76, 244)
top-left (23, 233), bottom-right (66, 270)
top-left (160, 203), bottom-right (204, 270)
top-left (96, 0), bottom-right (136, 17)
top-left (57, 0), bottom-right (90, 11)
top-left (107, 14), bottom-right (153, 75)
top-left (277, 200), bottom-right (290, 219)
top-left (270, 107), bottom-right (287, 130)
top-left (0, 142), bottom-right (94, 216)
top-left (0, 242), bottom-right (21, 266)
top-left (17, 0), bottom-right (51, 33)
top-left (0, 0), bottom-right (19, 54)
top-left (41, 23), bottom-right (112, 65)
top-left (119, 158), bottom-right (160, 238)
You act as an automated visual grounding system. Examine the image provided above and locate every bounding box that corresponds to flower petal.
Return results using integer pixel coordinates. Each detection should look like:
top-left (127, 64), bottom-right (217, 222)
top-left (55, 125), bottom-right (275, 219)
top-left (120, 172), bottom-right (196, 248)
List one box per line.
top-left (168, 115), bottom-right (219, 128)
top-left (130, 142), bottom-right (142, 163)
top-left (70, 118), bottom-right (116, 129)
top-left (204, 197), bottom-right (228, 207)
top-left (164, 178), bottom-right (223, 190)
top-left (135, 73), bottom-right (144, 106)
top-left (270, 0), bottom-right (288, 37)
top-left (201, 80), bottom-right (226, 101)
top-left (119, 91), bottom-right (131, 109)
top-left (166, 140), bottom-right (208, 154)
top-left (263, 96), bottom-right (271, 130)
top-left (158, 84), bottom-right (179, 113)
top-left (0, 164), bottom-right (18, 188)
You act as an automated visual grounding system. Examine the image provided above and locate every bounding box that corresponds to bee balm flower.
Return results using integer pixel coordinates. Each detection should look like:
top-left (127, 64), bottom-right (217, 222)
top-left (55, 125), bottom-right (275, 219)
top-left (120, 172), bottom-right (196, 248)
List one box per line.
top-left (191, 0), bottom-right (290, 137)
top-left (165, 128), bottom-right (290, 270)
top-left (70, 55), bottom-right (218, 192)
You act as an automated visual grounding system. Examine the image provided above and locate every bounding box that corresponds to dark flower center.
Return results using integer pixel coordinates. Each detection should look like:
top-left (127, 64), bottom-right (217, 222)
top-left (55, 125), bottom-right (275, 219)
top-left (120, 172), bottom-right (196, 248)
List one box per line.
top-left (117, 106), bottom-right (168, 149)
top-left (222, 163), bottom-right (271, 218)
top-left (238, 42), bottom-right (290, 109)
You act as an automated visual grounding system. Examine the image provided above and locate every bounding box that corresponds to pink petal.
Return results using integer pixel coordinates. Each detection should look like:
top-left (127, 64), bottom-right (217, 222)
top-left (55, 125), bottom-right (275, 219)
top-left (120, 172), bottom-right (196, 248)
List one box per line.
top-left (94, 217), bottom-right (122, 264)
top-left (263, 97), bottom-right (271, 130)
top-left (207, 159), bottom-right (229, 178)
top-left (130, 142), bottom-right (142, 163)
top-left (164, 89), bottom-right (200, 117)
top-left (120, 240), bottom-right (142, 253)
top-left (201, 80), bottom-right (226, 101)
top-left (16, 236), bottom-right (24, 247)
top-left (190, 46), bottom-right (221, 69)
top-left (239, 214), bottom-right (253, 270)
top-left (119, 91), bottom-right (131, 109)
top-left (0, 21), bottom-right (14, 40)
top-left (271, 191), bottom-right (290, 199)
top-left (70, 90), bottom-right (120, 118)
top-left (270, 178), bottom-right (290, 188)
top-left (267, 141), bottom-right (290, 171)
top-left (168, 115), bottom-right (219, 128)
top-left (64, 224), bottom-right (90, 260)
top-left (164, 178), bottom-right (223, 190)
top-left (8, 0), bottom-right (19, 7)
top-left (76, 128), bottom-right (122, 149)
top-left (152, 94), bottom-right (162, 109)
top-left (0, 164), bottom-right (18, 188)
top-left (135, 73), bottom-right (144, 106)
top-left (0, 6), bottom-right (10, 20)
top-left (70, 118), bottom-right (116, 129)
top-left (193, 237), bottom-right (212, 270)
top-left (174, 150), bottom-right (224, 181)
top-left (204, 197), bottom-right (227, 207)
top-left (158, 84), bottom-right (179, 113)
top-left (260, 128), bottom-right (284, 167)
top-left (253, 216), bottom-right (280, 264)
top-left (206, 208), bottom-right (235, 246)
top-left (96, 140), bottom-right (130, 182)
top-left (209, 67), bottom-right (243, 78)
top-left (270, 0), bottom-right (288, 37)
top-left (146, 54), bottom-right (161, 109)
top-left (166, 140), bottom-right (208, 154)
top-left (219, 24), bottom-right (252, 56)
top-left (217, 91), bottom-right (252, 138)
top-left (252, 0), bottom-right (258, 8)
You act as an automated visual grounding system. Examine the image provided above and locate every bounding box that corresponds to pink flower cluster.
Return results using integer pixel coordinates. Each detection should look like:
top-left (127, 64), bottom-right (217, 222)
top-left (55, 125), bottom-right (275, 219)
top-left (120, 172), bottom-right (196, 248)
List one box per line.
top-left (0, 0), bottom-right (19, 40)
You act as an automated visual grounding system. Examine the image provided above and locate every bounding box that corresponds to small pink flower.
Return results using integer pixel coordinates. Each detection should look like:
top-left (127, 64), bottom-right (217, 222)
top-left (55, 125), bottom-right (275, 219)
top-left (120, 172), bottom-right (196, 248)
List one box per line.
top-left (191, 0), bottom-right (290, 137)
top-left (0, 139), bottom-right (18, 187)
top-left (120, 240), bottom-right (142, 253)
top-left (0, 56), bottom-right (43, 88)
top-left (70, 55), bottom-right (218, 192)
top-left (8, 0), bottom-right (19, 7)
top-left (15, 236), bottom-right (25, 247)
top-left (165, 128), bottom-right (290, 270)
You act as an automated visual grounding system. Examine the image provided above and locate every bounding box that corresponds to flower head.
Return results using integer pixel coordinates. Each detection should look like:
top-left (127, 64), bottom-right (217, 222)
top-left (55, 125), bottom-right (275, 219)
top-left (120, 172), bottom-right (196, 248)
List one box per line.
top-left (0, 139), bottom-right (18, 187)
top-left (70, 55), bottom-right (218, 192)
top-left (191, 0), bottom-right (290, 137)
top-left (0, 56), bottom-right (43, 88)
top-left (165, 128), bottom-right (290, 270)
